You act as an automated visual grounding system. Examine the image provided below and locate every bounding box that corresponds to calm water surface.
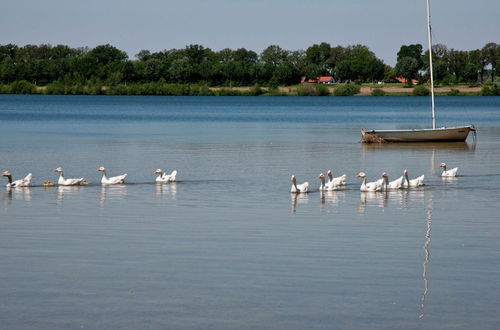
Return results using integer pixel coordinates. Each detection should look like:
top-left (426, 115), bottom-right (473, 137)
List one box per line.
top-left (1, 95), bottom-right (499, 329)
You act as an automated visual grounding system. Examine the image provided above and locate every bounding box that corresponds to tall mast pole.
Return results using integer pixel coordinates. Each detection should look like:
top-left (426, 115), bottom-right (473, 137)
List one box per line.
top-left (426, 0), bottom-right (436, 129)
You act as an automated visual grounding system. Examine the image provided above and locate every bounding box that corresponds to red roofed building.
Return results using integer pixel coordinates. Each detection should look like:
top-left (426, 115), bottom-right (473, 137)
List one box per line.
top-left (318, 76), bottom-right (335, 84)
top-left (395, 76), bottom-right (417, 84)
top-left (301, 76), bottom-right (336, 84)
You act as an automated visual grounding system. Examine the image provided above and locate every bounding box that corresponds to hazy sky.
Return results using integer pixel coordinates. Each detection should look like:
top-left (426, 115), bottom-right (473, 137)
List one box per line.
top-left (1, 0), bottom-right (498, 65)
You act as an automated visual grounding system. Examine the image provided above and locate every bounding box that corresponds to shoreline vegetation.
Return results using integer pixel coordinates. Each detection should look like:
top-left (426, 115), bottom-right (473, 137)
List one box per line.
top-left (0, 81), bottom-right (495, 96)
top-left (1, 42), bottom-right (499, 96)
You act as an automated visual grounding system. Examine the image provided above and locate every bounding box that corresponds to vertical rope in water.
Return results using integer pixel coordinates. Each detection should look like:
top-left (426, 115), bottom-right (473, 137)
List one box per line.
top-left (426, 0), bottom-right (436, 129)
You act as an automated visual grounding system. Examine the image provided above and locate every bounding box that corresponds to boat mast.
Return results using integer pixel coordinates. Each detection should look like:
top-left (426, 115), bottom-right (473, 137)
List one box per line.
top-left (426, 0), bottom-right (436, 129)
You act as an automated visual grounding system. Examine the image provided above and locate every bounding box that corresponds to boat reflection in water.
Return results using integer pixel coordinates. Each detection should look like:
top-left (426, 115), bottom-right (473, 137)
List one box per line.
top-left (99, 184), bottom-right (128, 206)
top-left (361, 141), bottom-right (475, 153)
top-left (420, 192), bottom-right (433, 319)
top-left (155, 182), bottom-right (177, 200)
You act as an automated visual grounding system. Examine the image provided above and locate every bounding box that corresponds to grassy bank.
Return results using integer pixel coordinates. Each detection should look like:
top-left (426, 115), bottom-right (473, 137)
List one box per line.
top-left (0, 81), bottom-right (498, 96)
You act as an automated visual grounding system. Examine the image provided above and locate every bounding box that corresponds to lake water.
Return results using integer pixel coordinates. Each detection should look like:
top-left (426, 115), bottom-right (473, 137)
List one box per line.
top-left (1, 95), bottom-right (499, 329)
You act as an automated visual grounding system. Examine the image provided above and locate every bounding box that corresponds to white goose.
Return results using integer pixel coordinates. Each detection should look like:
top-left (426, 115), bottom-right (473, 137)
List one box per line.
top-left (319, 172), bottom-right (342, 191)
top-left (356, 172), bottom-right (382, 192)
top-left (403, 169), bottom-right (425, 188)
top-left (327, 170), bottom-right (347, 187)
top-left (381, 172), bottom-right (404, 190)
top-left (440, 162), bottom-right (458, 177)
top-left (318, 173), bottom-right (326, 191)
top-left (2, 171), bottom-right (32, 188)
top-left (54, 167), bottom-right (84, 186)
top-left (290, 175), bottom-right (309, 193)
top-left (154, 169), bottom-right (177, 183)
top-left (97, 167), bottom-right (127, 184)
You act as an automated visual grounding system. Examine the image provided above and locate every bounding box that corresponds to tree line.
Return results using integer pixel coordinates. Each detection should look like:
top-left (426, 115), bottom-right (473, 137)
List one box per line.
top-left (395, 42), bottom-right (499, 85)
top-left (0, 42), bottom-right (498, 91)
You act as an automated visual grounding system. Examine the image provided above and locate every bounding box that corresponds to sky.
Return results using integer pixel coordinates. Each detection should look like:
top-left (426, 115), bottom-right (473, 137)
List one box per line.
top-left (1, 0), bottom-right (499, 66)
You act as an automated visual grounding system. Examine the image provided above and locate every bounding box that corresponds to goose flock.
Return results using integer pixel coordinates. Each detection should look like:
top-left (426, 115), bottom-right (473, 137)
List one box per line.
top-left (2, 163), bottom-right (458, 192)
top-left (290, 162), bottom-right (458, 193)
top-left (1, 167), bottom-right (178, 188)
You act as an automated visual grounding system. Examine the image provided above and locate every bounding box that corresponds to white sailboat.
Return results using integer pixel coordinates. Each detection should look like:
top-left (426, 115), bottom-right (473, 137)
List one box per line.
top-left (361, 0), bottom-right (476, 143)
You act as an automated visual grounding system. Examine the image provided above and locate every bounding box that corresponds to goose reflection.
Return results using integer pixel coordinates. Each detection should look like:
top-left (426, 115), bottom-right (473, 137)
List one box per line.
top-left (320, 190), bottom-right (346, 205)
top-left (57, 185), bottom-right (83, 204)
top-left (2, 189), bottom-right (13, 208)
top-left (386, 189), bottom-right (410, 210)
top-left (99, 184), bottom-right (127, 205)
top-left (155, 182), bottom-right (177, 199)
top-left (4, 186), bottom-right (32, 202)
top-left (291, 192), bottom-right (309, 213)
top-left (319, 190), bottom-right (345, 213)
top-left (441, 176), bottom-right (459, 186)
top-left (357, 191), bottom-right (388, 213)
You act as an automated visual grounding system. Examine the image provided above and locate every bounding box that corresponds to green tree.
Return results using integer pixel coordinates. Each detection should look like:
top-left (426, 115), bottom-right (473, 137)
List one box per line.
top-left (168, 57), bottom-right (191, 82)
top-left (397, 44), bottom-right (423, 69)
top-left (0, 44), bottom-right (19, 62)
top-left (334, 45), bottom-right (383, 82)
top-left (395, 57), bottom-right (419, 85)
top-left (305, 42), bottom-right (332, 75)
top-left (482, 42), bottom-right (499, 81)
top-left (0, 57), bottom-right (16, 83)
top-left (423, 44), bottom-right (449, 82)
top-left (260, 45), bottom-right (288, 67)
top-left (88, 44), bottom-right (127, 65)
top-left (260, 45), bottom-right (290, 85)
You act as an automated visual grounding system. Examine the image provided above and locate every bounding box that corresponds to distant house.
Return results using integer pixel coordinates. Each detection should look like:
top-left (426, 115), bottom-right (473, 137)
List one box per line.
top-left (395, 76), bottom-right (417, 84)
top-left (301, 76), bottom-right (336, 84)
top-left (318, 76), bottom-right (335, 84)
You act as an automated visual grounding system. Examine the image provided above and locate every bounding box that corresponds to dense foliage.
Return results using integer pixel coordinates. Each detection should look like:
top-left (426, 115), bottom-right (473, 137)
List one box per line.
top-left (395, 42), bottom-right (499, 85)
top-left (0, 42), bottom-right (498, 93)
top-left (413, 85), bottom-right (430, 96)
top-left (333, 84), bottom-right (360, 96)
top-left (371, 88), bottom-right (386, 96)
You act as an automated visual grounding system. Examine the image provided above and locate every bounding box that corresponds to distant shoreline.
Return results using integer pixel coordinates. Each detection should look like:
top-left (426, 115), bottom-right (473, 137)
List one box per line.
top-left (0, 82), bottom-right (495, 96)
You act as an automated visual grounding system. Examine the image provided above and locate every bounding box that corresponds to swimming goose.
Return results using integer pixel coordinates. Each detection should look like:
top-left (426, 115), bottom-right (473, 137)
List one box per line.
top-left (320, 172), bottom-right (342, 191)
top-left (439, 163), bottom-right (458, 177)
top-left (403, 169), bottom-right (425, 188)
top-left (381, 172), bottom-right (404, 190)
top-left (327, 170), bottom-right (347, 187)
top-left (154, 169), bottom-right (177, 183)
top-left (318, 173), bottom-right (327, 191)
top-left (356, 172), bottom-right (382, 192)
top-left (54, 167), bottom-right (84, 186)
top-left (97, 167), bottom-right (127, 184)
top-left (291, 175), bottom-right (309, 193)
top-left (2, 171), bottom-right (32, 188)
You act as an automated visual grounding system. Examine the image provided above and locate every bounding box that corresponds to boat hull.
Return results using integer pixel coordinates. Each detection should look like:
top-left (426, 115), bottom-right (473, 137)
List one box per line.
top-left (361, 126), bottom-right (475, 143)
